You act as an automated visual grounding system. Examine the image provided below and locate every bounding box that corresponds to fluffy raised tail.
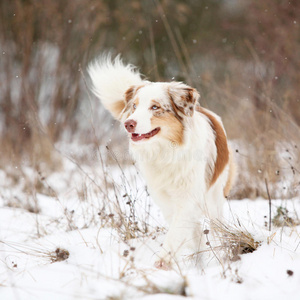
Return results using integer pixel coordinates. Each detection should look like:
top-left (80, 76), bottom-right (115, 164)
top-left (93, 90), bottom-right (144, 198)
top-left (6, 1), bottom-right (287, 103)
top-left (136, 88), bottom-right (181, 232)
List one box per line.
top-left (87, 54), bottom-right (143, 119)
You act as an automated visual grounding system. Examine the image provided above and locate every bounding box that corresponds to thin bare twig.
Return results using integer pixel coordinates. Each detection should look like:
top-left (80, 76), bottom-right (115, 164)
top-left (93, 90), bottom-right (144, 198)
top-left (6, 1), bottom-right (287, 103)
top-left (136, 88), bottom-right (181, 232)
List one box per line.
top-left (265, 178), bottom-right (272, 232)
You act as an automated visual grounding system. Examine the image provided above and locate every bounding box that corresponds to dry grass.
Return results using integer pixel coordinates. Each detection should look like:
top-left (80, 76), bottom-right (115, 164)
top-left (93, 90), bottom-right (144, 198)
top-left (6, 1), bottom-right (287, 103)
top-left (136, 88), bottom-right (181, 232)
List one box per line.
top-left (272, 206), bottom-right (300, 227)
top-left (211, 220), bottom-right (261, 261)
top-left (1, 141), bottom-right (299, 297)
top-left (185, 218), bottom-right (262, 274)
top-left (0, 241), bottom-right (69, 264)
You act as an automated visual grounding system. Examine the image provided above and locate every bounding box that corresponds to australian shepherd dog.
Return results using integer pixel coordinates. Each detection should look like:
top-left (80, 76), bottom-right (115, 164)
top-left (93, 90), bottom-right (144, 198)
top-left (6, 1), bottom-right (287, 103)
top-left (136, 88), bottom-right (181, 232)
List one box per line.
top-left (88, 55), bottom-right (235, 269)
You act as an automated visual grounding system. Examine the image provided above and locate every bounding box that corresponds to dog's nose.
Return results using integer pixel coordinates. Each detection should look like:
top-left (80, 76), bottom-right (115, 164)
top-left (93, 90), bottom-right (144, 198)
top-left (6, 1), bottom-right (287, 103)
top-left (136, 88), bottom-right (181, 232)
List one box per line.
top-left (124, 119), bottom-right (137, 133)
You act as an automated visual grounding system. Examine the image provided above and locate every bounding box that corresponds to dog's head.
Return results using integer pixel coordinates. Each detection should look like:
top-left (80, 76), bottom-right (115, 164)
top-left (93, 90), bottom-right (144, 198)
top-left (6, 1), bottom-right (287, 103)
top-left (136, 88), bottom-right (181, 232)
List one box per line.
top-left (121, 82), bottom-right (200, 146)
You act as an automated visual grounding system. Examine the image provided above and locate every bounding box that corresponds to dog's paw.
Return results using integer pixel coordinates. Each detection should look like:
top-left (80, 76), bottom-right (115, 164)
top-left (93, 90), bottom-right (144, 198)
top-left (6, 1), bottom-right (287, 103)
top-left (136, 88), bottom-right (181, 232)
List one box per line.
top-left (154, 259), bottom-right (172, 271)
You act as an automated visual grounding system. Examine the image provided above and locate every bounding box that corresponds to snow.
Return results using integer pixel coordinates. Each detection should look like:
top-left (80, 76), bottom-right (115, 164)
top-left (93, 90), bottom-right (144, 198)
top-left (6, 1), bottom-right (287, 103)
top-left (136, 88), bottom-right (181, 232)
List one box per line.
top-left (0, 151), bottom-right (300, 299)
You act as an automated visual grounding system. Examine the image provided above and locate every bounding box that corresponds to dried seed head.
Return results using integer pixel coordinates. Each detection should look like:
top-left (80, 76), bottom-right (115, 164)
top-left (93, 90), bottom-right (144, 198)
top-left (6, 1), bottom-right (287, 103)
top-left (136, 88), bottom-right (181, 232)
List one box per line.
top-left (52, 248), bottom-right (69, 262)
top-left (203, 229), bottom-right (209, 235)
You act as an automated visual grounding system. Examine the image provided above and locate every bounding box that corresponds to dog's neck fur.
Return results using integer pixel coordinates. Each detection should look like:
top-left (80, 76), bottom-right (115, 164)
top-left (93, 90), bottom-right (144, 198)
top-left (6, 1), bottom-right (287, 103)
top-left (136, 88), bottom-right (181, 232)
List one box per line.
top-left (129, 111), bottom-right (217, 193)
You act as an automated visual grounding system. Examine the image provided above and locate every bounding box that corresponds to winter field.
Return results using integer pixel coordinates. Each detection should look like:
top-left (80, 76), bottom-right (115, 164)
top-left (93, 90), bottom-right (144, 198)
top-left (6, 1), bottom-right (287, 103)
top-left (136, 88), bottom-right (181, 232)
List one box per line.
top-left (1, 2), bottom-right (300, 299)
top-left (1, 144), bottom-right (299, 300)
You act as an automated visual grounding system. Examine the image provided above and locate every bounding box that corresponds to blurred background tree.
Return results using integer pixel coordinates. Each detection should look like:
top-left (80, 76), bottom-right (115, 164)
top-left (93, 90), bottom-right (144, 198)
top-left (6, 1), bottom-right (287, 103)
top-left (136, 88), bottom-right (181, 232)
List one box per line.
top-left (0, 0), bottom-right (299, 198)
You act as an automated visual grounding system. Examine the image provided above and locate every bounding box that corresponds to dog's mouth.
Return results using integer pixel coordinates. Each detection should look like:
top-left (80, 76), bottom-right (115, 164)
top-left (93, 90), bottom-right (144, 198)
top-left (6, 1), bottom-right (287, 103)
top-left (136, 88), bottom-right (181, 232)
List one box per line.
top-left (131, 128), bottom-right (160, 142)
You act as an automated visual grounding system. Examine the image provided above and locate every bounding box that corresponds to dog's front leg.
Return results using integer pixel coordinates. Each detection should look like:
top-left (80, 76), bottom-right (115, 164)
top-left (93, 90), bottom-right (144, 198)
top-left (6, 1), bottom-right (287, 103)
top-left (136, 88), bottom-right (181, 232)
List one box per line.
top-left (155, 197), bottom-right (206, 269)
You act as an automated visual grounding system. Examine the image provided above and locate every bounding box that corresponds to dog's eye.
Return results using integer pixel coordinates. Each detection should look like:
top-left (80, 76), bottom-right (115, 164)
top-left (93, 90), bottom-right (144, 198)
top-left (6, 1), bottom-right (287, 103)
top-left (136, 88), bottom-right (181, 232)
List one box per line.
top-left (151, 105), bottom-right (159, 110)
top-left (133, 104), bottom-right (137, 110)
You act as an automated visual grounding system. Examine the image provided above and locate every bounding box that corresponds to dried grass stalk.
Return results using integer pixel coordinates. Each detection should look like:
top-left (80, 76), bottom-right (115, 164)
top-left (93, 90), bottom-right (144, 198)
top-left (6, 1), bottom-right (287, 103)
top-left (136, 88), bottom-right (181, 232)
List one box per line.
top-left (211, 220), bottom-right (261, 261)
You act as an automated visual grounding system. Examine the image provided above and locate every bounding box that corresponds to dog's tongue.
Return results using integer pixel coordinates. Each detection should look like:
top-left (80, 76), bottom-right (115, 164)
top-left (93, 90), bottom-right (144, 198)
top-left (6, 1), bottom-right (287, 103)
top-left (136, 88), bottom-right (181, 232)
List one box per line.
top-left (131, 133), bottom-right (146, 141)
top-left (131, 128), bottom-right (160, 142)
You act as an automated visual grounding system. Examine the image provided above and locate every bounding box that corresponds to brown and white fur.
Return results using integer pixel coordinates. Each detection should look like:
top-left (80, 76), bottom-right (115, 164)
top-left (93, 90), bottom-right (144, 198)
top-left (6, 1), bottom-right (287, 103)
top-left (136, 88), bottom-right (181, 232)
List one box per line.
top-left (88, 55), bottom-right (235, 269)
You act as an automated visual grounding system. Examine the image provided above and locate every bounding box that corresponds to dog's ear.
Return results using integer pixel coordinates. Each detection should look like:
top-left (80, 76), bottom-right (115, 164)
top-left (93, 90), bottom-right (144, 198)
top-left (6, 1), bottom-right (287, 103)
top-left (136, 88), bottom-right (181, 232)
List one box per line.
top-left (124, 85), bottom-right (138, 103)
top-left (120, 85), bottom-right (143, 120)
top-left (168, 82), bottom-right (200, 118)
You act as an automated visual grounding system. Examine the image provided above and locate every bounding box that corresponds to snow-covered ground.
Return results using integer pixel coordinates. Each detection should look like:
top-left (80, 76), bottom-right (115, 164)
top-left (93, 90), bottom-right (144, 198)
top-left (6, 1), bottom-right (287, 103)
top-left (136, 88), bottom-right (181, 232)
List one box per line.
top-left (0, 150), bottom-right (300, 300)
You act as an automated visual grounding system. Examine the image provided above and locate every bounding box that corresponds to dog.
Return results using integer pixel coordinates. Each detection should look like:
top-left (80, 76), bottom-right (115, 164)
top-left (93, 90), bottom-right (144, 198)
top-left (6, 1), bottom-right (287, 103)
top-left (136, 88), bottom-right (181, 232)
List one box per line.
top-left (88, 55), bottom-right (235, 269)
